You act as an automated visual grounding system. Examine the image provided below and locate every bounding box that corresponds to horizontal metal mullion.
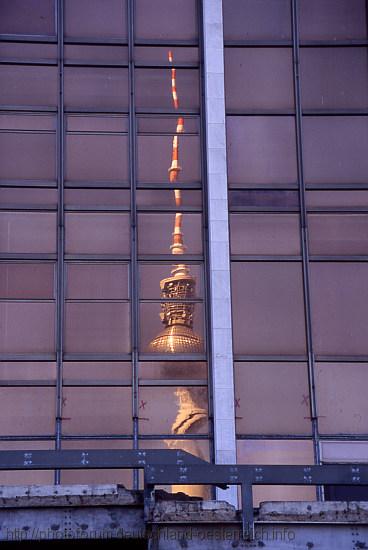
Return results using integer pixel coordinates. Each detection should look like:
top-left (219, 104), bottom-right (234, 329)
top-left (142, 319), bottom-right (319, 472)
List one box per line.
top-left (236, 434), bottom-right (312, 440)
top-left (0, 435), bottom-right (55, 441)
top-left (303, 109), bottom-right (368, 116)
top-left (135, 62), bottom-right (199, 69)
top-left (66, 299), bottom-right (129, 303)
top-left (65, 108), bottom-right (129, 114)
top-left (64, 61), bottom-right (128, 68)
top-left (65, 181), bottom-right (130, 189)
top-left (306, 183), bottom-right (368, 190)
top-left (65, 205), bottom-right (130, 212)
top-left (138, 254), bottom-right (203, 262)
top-left (0, 354), bottom-right (56, 361)
top-left (138, 259), bottom-right (203, 266)
top-left (0, 105), bottom-right (57, 112)
top-left (309, 255), bottom-right (368, 262)
top-left (0, 180), bottom-right (57, 187)
top-left (307, 207), bottom-right (368, 213)
top-left (139, 298), bottom-right (203, 303)
top-left (228, 183), bottom-right (299, 190)
top-left (226, 110), bottom-right (295, 116)
top-left (224, 40), bottom-right (292, 47)
top-left (139, 379), bottom-right (207, 387)
top-left (136, 108), bottom-right (200, 115)
top-left (136, 182), bottom-right (201, 189)
top-left (134, 39), bottom-right (198, 47)
top-left (234, 355), bottom-right (308, 362)
top-left (229, 207), bottom-right (300, 213)
top-left (0, 59), bottom-right (57, 66)
top-left (0, 259), bottom-right (55, 264)
top-left (0, 380), bottom-right (55, 387)
top-left (138, 354), bottom-right (207, 362)
top-left (138, 433), bottom-right (210, 441)
top-left (0, 129), bottom-right (55, 135)
top-left (64, 38), bottom-right (128, 46)
top-left (64, 254), bottom-right (130, 261)
top-left (61, 435), bottom-right (133, 440)
top-left (320, 434), bottom-right (368, 441)
top-left (230, 255), bottom-right (303, 261)
top-left (0, 254), bottom-right (57, 260)
top-left (0, 34), bottom-right (57, 43)
top-left (136, 206), bottom-right (202, 213)
top-left (137, 131), bottom-right (199, 136)
top-left (0, 205), bottom-right (57, 211)
top-left (67, 131), bottom-right (128, 136)
top-left (62, 379), bottom-right (132, 387)
top-left (63, 354), bottom-right (131, 362)
top-left (0, 298), bottom-right (54, 303)
top-left (315, 355), bottom-right (368, 362)
top-left (300, 40), bottom-right (368, 47)
top-left (224, 39), bottom-right (368, 47)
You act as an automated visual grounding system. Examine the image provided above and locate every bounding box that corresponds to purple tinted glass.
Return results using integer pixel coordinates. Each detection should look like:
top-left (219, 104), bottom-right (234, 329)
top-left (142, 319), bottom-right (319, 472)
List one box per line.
top-left (227, 116), bottom-right (297, 186)
top-left (230, 214), bottom-right (300, 255)
top-left (316, 362), bottom-right (368, 435)
top-left (308, 214), bottom-right (368, 255)
top-left (0, 133), bottom-right (56, 181)
top-left (65, 302), bottom-right (130, 353)
top-left (223, 0), bottom-right (291, 40)
top-left (65, 213), bottom-right (130, 255)
top-left (138, 387), bottom-right (208, 435)
top-left (303, 117), bottom-right (368, 184)
top-left (135, 0), bottom-right (197, 40)
top-left (299, 0), bottom-right (367, 40)
top-left (0, 0), bottom-right (55, 35)
top-left (310, 263), bottom-right (368, 355)
top-left (64, 0), bottom-right (127, 39)
top-left (0, 263), bottom-right (54, 299)
top-left (225, 48), bottom-right (294, 111)
top-left (301, 48), bottom-right (368, 109)
top-left (138, 213), bottom-right (202, 255)
top-left (0, 66), bottom-right (57, 107)
top-left (64, 67), bottom-right (129, 110)
top-left (137, 135), bottom-right (200, 184)
top-left (66, 134), bottom-right (128, 183)
top-left (0, 212), bottom-right (57, 253)
top-left (0, 302), bottom-right (55, 353)
top-left (135, 69), bottom-right (199, 111)
top-left (235, 362), bottom-right (311, 435)
top-left (62, 387), bottom-right (132, 435)
top-left (231, 262), bottom-right (306, 354)
top-left (66, 263), bottom-right (128, 299)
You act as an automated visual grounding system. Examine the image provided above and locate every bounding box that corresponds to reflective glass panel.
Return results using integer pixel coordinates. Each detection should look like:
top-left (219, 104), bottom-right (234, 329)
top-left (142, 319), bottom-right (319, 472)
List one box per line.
top-left (227, 116), bottom-right (297, 186)
top-left (231, 262), bottom-right (306, 355)
top-left (225, 48), bottom-right (294, 111)
top-left (64, 302), bottom-right (130, 354)
top-left (235, 362), bottom-right (311, 435)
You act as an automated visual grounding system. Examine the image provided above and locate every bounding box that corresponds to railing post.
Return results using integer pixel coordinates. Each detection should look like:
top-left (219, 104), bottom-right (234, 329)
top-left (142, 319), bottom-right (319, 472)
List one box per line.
top-left (241, 479), bottom-right (254, 541)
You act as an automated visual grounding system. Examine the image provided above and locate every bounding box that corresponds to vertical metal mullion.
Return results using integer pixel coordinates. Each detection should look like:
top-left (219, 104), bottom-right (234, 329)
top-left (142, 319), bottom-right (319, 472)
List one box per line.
top-left (128, 0), bottom-right (139, 490)
top-left (291, 0), bottom-right (322, 497)
top-left (55, 0), bottom-right (65, 484)
top-left (198, 0), bottom-right (215, 473)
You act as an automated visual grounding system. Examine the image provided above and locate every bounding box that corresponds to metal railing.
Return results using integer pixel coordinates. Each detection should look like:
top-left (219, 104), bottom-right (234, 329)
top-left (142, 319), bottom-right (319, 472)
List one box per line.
top-left (0, 449), bottom-right (367, 540)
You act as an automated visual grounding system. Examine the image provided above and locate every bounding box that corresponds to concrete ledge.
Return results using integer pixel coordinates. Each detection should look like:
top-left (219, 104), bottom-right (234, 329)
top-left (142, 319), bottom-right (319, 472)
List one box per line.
top-left (0, 484), bottom-right (141, 508)
top-left (152, 500), bottom-right (237, 523)
top-left (259, 501), bottom-right (368, 523)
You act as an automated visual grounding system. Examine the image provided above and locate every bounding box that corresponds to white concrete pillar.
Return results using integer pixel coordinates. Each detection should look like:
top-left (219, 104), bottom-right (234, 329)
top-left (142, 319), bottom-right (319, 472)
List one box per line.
top-left (202, 0), bottom-right (237, 506)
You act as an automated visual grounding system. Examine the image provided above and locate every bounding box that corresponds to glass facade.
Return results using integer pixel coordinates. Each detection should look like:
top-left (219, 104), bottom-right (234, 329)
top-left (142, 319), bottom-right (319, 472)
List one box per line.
top-left (224, 0), bottom-right (368, 503)
top-left (0, 0), bottom-right (210, 493)
top-left (0, 0), bottom-right (367, 504)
